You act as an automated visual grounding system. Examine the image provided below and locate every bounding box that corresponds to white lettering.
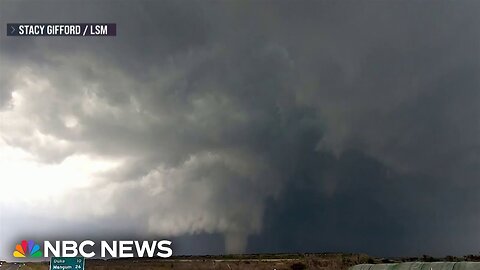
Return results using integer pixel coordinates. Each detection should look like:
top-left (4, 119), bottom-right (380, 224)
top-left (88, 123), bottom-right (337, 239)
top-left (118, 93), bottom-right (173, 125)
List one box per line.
top-left (44, 241), bottom-right (60, 257)
top-left (156, 240), bottom-right (172, 258)
top-left (62, 240), bottom-right (78, 257)
top-left (79, 240), bottom-right (95, 258)
top-left (134, 241), bottom-right (157, 257)
top-left (119, 241), bottom-right (134, 258)
top-left (101, 241), bottom-right (117, 258)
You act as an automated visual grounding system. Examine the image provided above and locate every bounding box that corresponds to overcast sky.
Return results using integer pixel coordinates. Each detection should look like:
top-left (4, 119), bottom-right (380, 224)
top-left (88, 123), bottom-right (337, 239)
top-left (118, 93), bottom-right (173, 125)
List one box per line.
top-left (0, 0), bottom-right (479, 260)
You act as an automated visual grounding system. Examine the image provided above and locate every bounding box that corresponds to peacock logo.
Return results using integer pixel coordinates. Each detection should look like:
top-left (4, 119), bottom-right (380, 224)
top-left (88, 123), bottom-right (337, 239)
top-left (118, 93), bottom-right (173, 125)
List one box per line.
top-left (13, 240), bottom-right (43, 258)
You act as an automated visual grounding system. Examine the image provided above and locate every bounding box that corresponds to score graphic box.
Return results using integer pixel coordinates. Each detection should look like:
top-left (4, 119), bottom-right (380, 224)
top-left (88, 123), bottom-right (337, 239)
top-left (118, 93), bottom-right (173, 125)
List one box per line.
top-left (50, 257), bottom-right (84, 270)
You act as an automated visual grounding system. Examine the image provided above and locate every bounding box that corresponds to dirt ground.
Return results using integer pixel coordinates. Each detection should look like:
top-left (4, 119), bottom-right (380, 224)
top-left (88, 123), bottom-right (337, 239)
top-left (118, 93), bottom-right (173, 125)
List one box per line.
top-left (17, 253), bottom-right (370, 270)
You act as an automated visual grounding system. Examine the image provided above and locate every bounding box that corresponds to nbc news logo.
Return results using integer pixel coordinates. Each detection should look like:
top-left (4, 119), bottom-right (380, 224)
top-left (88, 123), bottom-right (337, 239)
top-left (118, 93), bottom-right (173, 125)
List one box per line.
top-left (13, 240), bottom-right (43, 258)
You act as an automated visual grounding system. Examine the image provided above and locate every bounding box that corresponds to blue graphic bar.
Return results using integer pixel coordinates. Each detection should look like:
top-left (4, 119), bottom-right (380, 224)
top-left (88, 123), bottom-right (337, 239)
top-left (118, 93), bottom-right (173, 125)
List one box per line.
top-left (7, 23), bottom-right (116, 36)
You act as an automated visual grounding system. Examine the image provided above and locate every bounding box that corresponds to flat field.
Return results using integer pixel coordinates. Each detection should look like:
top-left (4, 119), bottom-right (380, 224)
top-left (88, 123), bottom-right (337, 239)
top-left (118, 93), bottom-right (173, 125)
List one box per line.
top-left (6, 253), bottom-right (370, 270)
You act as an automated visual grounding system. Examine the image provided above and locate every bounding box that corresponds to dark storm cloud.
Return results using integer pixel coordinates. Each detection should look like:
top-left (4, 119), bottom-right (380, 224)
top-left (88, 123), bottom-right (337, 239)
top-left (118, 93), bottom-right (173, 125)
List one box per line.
top-left (0, 0), bottom-right (479, 257)
top-left (249, 150), bottom-right (480, 257)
